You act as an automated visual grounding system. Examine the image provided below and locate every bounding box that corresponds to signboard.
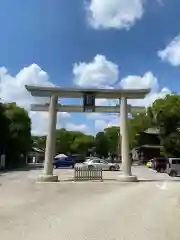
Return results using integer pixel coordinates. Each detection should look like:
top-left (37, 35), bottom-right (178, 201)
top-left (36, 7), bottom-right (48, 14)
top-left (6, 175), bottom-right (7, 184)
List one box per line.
top-left (83, 93), bottom-right (95, 112)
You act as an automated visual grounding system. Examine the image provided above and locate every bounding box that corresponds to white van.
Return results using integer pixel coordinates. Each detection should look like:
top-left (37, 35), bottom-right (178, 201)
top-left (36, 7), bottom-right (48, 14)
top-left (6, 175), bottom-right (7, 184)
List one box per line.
top-left (166, 158), bottom-right (180, 177)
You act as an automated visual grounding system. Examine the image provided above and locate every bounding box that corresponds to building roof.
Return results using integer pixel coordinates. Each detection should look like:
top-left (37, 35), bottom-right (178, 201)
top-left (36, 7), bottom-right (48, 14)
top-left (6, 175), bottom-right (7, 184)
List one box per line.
top-left (133, 145), bottom-right (162, 150)
top-left (25, 85), bottom-right (150, 99)
top-left (32, 147), bottom-right (44, 153)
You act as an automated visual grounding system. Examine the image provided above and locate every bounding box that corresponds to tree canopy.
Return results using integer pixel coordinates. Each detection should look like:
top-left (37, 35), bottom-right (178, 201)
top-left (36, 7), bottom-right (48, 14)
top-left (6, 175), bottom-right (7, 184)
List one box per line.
top-left (31, 111), bottom-right (160, 158)
top-left (0, 103), bottom-right (32, 169)
top-left (32, 94), bottom-right (180, 158)
top-left (32, 129), bottom-right (95, 156)
top-left (147, 94), bottom-right (180, 157)
top-left (2, 93), bottom-right (180, 169)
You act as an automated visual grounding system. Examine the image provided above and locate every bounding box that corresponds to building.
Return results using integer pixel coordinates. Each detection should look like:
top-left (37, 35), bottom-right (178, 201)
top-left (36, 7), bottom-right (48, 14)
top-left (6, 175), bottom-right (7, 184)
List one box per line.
top-left (132, 128), bottom-right (162, 163)
top-left (27, 147), bottom-right (45, 163)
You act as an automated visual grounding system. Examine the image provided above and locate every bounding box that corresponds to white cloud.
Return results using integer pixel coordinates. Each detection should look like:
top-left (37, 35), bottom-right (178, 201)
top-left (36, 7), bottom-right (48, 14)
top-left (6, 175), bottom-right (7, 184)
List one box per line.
top-left (107, 117), bottom-right (120, 127)
top-left (94, 116), bottom-right (120, 130)
top-left (30, 112), bottom-right (71, 136)
top-left (93, 87), bottom-right (171, 130)
top-left (73, 54), bottom-right (119, 124)
top-left (120, 71), bottom-right (171, 107)
top-left (86, 98), bottom-right (119, 123)
top-left (73, 54), bottom-right (119, 88)
top-left (158, 35), bottom-right (180, 66)
top-left (120, 72), bottom-right (158, 91)
top-left (129, 87), bottom-right (171, 107)
top-left (0, 64), bottom-right (54, 109)
top-left (90, 71), bottom-right (171, 129)
top-left (87, 113), bottom-right (106, 120)
top-left (75, 55), bottom-right (171, 130)
top-left (94, 119), bottom-right (108, 130)
top-left (0, 64), bottom-right (71, 136)
top-left (0, 62), bottom-right (167, 135)
top-left (66, 122), bottom-right (88, 132)
top-left (85, 0), bottom-right (145, 30)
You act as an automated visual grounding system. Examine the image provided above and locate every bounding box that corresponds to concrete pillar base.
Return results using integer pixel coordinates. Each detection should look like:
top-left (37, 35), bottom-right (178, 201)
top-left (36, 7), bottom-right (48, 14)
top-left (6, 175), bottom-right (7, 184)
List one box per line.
top-left (37, 174), bottom-right (58, 182)
top-left (117, 175), bottom-right (138, 182)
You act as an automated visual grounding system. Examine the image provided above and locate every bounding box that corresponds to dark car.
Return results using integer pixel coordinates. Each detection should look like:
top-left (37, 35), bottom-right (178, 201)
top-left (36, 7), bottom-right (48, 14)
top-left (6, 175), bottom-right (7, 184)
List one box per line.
top-left (151, 157), bottom-right (168, 172)
top-left (71, 154), bottom-right (86, 164)
top-left (53, 156), bottom-right (74, 169)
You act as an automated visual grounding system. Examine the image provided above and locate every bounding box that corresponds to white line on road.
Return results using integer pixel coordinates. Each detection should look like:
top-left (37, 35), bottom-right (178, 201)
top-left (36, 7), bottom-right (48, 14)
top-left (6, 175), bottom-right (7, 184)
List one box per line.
top-left (156, 182), bottom-right (167, 190)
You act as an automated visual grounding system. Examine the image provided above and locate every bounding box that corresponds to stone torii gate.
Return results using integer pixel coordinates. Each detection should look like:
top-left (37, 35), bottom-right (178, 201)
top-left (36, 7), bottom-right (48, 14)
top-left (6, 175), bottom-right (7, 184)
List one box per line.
top-left (26, 85), bottom-right (150, 182)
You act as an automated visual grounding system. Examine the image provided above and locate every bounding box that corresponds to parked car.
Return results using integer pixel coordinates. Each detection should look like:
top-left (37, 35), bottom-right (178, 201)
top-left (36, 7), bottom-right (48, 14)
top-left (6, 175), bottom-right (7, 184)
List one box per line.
top-left (85, 157), bottom-right (95, 161)
top-left (80, 158), bottom-right (120, 171)
top-left (151, 157), bottom-right (168, 172)
top-left (84, 157), bottom-right (99, 162)
top-left (53, 156), bottom-right (74, 169)
top-left (71, 154), bottom-right (86, 164)
top-left (166, 158), bottom-right (180, 177)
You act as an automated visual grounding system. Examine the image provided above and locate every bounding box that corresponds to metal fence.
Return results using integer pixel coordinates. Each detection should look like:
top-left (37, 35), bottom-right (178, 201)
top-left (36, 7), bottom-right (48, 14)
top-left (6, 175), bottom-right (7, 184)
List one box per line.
top-left (74, 167), bottom-right (103, 181)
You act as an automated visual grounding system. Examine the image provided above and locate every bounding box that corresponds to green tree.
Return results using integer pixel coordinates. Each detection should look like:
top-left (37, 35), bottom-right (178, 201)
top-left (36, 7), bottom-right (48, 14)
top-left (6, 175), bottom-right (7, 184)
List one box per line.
top-left (148, 94), bottom-right (180, 157)
top-left (32, 136), bottom-right (46, 150)
top-left (95, 132), bottom-right (109, 157)
top-left (129, 113), bottom-right (152, 149)
top-left (32, 129), bottom-right (94, 156)
top-left (71, 135), bottom-right (94, 154)
top-left (0, 103), bottom-right (10, 154)
top-left (4, 103), bottom-right (32, 168)
top-left (55, 129), bottom-right (94, 155)
top-left (104, 127), bottom-right (120, 155)
top-left (55, 129), bottom-right (71, 154)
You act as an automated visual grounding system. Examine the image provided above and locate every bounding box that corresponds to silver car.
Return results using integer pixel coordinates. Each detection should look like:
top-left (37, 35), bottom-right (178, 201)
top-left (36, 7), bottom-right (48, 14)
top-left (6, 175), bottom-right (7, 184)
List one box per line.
top-left (166, 158), bottom-right (180, 177)
top-left (82, 158), bottom-right (120, 171)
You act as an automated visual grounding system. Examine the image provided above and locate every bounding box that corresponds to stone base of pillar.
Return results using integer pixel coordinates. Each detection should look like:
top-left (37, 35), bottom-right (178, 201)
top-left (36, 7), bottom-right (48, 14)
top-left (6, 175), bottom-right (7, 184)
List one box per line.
top-left (37, 174), bottom-right (59, 182)
top-left (117, 175), bottom-right (138, 182)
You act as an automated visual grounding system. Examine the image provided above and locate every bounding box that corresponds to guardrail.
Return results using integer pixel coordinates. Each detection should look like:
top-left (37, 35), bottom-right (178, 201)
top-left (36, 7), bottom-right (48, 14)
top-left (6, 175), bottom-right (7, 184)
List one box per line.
top-left (74, 167), bottom-right (103, 181)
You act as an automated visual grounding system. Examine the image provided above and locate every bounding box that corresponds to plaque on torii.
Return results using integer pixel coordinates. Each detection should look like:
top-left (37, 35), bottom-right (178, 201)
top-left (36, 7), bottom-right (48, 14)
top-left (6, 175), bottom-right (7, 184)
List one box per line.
top-left (83, 92), bottom-right (96, 112)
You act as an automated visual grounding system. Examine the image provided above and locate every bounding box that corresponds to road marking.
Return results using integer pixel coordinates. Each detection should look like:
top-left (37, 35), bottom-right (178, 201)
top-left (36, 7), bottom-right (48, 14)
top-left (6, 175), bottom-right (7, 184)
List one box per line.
top-left (156, 182), bottom-right (167, 190)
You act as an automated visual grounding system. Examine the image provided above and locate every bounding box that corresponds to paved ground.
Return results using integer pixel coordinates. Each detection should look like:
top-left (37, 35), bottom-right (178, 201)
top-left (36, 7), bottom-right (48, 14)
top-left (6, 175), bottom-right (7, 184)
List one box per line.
top-left (1, 166), bottom-right (180, 240)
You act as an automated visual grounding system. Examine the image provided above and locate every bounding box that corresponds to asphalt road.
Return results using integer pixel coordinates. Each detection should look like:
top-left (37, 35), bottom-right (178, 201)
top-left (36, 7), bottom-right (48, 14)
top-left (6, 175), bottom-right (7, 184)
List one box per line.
top-left (0, 166), bottom-right (180, 240)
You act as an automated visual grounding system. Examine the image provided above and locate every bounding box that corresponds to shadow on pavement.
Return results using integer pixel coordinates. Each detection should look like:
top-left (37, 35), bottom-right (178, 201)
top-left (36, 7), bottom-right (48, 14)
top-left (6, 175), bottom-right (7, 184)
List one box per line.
top-left (139, 179), bottom-right (180, 182)
top-left (0, 164), bottom-right (44, 174)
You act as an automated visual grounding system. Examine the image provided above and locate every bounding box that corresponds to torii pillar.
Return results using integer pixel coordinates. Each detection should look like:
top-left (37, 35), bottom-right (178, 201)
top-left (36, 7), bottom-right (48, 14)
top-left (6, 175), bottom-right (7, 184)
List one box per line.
top-left (38, 95), bottom-right (59, 182)
top-left (118, 97), bottom-right (138, 182)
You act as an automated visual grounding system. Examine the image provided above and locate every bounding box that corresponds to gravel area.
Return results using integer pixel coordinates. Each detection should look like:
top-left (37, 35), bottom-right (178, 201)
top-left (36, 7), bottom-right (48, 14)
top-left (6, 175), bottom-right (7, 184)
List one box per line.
top-left (0, 166), bottom-right (180, 240)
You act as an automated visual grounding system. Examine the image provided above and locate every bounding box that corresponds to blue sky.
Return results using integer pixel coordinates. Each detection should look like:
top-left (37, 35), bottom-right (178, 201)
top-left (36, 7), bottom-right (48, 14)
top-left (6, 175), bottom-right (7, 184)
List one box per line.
top-left (1, 0), bottom-right (180, 135)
